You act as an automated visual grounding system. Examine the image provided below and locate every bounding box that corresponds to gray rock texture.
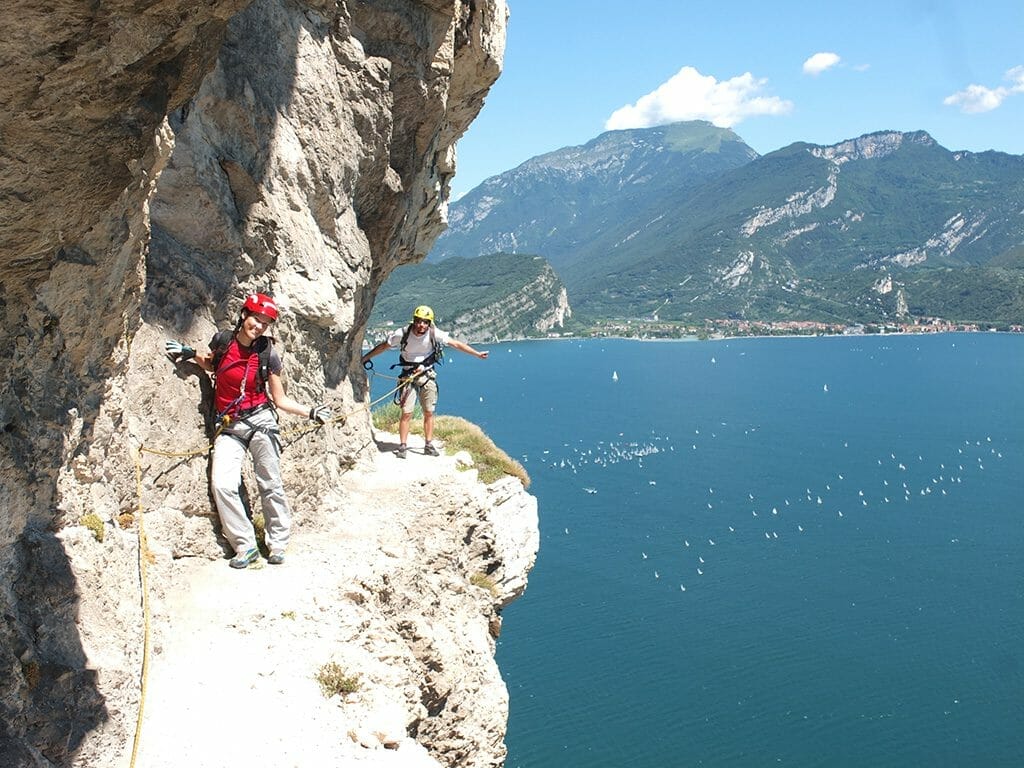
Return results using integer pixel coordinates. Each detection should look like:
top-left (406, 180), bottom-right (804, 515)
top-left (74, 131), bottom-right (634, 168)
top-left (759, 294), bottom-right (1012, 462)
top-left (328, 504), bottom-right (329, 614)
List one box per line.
top-left (0, 2), bottom-right (528, 766)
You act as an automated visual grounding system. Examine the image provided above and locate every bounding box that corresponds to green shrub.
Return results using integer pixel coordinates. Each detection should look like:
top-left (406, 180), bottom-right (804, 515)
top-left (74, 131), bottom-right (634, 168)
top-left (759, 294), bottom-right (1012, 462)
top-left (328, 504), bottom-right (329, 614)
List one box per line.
top-left (433, 416), bottom-right (530, 487)
top-left (470, 572), bottom-right (499, 596)
top-left (315, 662), bottom-right (360, 698)
top-left (80, 513), bottom-right (104, 543)
top-left (371, 402), bottom-right (407, 431)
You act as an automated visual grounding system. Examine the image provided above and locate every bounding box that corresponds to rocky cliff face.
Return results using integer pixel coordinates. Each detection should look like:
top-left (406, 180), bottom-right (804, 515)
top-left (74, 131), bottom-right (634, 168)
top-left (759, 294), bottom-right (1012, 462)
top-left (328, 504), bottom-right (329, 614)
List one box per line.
top-left (0, 2), bottom-right (532, 766)
top-left (447, 264), bottom-right (572, 340)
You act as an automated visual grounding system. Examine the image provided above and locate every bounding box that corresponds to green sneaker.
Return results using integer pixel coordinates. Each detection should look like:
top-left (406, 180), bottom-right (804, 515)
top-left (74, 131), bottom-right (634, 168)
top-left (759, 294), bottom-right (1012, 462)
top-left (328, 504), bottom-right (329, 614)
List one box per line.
top-left (267, 551), bottom-right (286, 565)
top-left (229, 548), bottom-right (259, 569)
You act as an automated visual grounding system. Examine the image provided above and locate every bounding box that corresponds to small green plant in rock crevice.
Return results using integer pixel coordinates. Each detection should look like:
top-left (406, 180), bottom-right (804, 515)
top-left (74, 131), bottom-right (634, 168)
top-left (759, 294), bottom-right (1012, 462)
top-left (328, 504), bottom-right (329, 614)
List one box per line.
top-left (470, 572), bottom-right (499, 596)
top-left (315, 662), bottom-right (360, 698)
top-left (80, 513), bottom-right (104, 543)
top-left (252, 511), bottom-right (266, 548)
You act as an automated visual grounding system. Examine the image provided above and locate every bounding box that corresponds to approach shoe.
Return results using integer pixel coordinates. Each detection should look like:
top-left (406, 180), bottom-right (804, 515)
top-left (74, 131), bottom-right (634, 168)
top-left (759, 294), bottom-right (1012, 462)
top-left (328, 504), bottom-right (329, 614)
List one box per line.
top-left (395, 443), bottom-right (407, 459)
top-left (424, 442), bottom-right (440, 457)
top-left (267, 551), bottom-right (286, 565)
top-left (229, 548), bottom-right (259, 569)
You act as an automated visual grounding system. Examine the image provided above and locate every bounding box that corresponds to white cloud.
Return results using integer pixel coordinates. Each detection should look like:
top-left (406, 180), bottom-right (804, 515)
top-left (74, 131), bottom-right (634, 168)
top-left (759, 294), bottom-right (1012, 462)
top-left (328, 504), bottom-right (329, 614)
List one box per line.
top-left (944, 84), bottom-right (1007, 113)
top-left (604, 66), bottom-right (793, 131)
top-left (803, 52), bottom-right (841, 76)
top-left (944, 65), bottom-right (1024, 113)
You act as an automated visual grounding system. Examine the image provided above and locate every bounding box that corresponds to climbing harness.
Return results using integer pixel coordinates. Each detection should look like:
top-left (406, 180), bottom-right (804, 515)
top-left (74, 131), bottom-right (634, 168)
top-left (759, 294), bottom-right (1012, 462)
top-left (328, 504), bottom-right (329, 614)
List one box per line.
top-left (386, 322), bottom-right (445, 408)
top-left (220, 405), bottom-right (283, 454)
top-left (398, 323), bottom-right (444, 369)
top-left (211, 333), bottom-right (277, 428)
top-left (390, 363), bottom-right (436, 408)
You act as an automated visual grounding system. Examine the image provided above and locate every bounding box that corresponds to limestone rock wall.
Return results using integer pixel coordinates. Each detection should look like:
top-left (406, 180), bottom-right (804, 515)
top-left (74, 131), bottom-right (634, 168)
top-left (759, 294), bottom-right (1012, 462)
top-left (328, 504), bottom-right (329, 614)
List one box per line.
top-left (448, 265), bottom-right (572, 340)
top-left (0, 1), bottom-right (514, 765)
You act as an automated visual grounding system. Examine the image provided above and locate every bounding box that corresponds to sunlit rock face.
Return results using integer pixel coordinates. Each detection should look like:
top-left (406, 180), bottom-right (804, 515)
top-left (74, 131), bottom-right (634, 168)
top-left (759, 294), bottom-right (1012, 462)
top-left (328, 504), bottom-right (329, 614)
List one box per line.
top-left (0, 1), bottom-right (507, 764)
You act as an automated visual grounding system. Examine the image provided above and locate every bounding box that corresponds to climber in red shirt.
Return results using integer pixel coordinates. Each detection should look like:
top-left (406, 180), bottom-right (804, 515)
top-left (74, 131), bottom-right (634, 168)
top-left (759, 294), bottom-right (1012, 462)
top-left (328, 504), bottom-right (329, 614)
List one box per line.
top-left (165, 292), bottom-right (330, 568)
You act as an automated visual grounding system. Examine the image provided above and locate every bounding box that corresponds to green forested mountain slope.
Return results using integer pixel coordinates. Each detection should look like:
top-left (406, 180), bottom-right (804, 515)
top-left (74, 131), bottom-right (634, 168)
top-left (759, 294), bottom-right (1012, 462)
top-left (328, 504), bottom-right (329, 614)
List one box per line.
top-left (567, 132), bottom-right (1024, 322)
top-left (432, 124), bottom-right (1024, 325)
top-left (431, 121), bottom-right (758, 272)
top-left (368, 252), bottom-right (570, 341)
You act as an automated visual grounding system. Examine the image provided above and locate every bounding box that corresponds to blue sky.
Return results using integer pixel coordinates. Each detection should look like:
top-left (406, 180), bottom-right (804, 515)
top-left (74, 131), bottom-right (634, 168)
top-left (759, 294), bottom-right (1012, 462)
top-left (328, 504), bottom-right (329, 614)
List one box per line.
top-left (450, 0), bottom-right (1024, 198)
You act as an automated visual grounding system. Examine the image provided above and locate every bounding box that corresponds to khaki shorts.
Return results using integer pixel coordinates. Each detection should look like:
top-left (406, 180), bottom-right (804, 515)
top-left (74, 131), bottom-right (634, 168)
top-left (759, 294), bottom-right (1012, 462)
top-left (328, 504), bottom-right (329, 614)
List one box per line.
top-left (399, 371), bottom-right (438, 414)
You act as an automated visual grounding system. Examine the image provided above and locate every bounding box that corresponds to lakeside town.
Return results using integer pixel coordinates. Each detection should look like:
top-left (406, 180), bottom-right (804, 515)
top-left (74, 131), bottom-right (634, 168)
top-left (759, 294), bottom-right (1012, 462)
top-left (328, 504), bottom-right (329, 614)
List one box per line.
top-left (581, 317), bottom-right (1024, 340)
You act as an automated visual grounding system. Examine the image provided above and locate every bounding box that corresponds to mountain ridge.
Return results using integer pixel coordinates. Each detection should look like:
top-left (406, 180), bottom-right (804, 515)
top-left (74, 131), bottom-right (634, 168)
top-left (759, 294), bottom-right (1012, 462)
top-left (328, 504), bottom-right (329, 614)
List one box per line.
top-left (435, 121), bottom-right (759, 272)
top-left (370, 252), bottom-right (570, 341)
top-left (430, 121), bottom-right (1024, 326)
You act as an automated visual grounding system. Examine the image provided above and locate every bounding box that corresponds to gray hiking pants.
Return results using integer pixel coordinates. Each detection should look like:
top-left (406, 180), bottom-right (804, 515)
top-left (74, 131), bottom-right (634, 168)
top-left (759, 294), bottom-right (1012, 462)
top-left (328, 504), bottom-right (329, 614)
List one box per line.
top-left (211, 407), bottom-right (290, 556)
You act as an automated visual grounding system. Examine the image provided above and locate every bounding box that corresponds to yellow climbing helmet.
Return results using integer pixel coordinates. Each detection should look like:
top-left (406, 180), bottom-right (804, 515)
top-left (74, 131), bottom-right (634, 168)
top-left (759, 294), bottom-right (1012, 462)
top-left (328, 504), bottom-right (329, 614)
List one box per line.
top-left (412, 305), bottom-right (434, 323)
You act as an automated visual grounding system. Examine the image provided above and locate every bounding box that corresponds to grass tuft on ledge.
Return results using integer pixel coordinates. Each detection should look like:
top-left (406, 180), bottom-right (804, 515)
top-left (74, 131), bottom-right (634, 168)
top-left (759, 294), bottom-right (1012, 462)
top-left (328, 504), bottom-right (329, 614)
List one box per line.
top-left (372, 404), bottom-right (530, 488)
top-left (315, 662), bottom-right (360, 698)
top-left (470, 572), bottom-right (499, 596)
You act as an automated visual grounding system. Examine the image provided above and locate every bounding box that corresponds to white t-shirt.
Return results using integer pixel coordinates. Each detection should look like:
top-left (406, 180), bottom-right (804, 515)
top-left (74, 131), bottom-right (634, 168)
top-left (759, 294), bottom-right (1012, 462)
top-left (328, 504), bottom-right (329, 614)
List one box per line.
top-left (387, 325), bottom-right (450, 364)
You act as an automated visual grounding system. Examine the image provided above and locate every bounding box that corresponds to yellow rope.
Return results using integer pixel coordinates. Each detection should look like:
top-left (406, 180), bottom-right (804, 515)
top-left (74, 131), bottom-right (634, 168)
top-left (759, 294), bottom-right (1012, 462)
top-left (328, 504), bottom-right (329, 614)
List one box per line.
top-left (136, 383), bottom-right (401, 458)
top-left (129, 447), bottom-right (152, 768)
top-left (137, 444), bottom-right (210, 459)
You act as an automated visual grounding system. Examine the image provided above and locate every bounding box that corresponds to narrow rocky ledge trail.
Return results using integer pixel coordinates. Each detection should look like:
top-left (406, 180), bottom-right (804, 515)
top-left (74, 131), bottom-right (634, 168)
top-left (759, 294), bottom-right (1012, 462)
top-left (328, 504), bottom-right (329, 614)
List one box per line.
top-left (114, 435), bottom-right (529, 768)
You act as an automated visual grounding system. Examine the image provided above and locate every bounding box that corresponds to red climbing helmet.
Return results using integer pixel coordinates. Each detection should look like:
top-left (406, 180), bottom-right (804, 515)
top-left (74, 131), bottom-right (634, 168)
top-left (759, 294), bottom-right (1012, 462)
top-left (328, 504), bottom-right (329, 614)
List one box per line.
top-left (242, 292), bottom-right (279, 321)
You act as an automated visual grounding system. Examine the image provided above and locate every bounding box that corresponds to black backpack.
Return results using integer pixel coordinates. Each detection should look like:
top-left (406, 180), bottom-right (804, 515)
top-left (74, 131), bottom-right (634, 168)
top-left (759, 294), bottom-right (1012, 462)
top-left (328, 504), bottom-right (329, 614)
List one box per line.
top-left (398, 324), bottom-right (444, 368)
top-left (210, 330), bottom-right (274, 393)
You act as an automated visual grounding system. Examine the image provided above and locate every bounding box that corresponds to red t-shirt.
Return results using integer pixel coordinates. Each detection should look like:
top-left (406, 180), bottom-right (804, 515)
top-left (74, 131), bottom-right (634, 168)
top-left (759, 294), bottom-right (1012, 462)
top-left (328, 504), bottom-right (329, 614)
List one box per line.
top-left (214, 339), bottom-right (282, 414)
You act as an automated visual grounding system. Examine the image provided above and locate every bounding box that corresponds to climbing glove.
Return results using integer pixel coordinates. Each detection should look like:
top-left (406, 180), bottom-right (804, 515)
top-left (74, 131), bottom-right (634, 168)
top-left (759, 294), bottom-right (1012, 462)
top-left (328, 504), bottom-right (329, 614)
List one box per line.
top-left (309, 404), bottom-right (331, 424)
top-left (165, 339), bottom-right (196, 363)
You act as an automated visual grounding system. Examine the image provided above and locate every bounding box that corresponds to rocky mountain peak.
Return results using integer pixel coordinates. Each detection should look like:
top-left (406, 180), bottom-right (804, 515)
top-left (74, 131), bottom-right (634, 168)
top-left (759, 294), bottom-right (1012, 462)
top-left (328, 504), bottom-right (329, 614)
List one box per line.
top-left (433, 121), bottom-right (759, 265)
top-left (434, 118), bottom-right (1024, 326)
top-left (811, 130), bottom-right (937, 164)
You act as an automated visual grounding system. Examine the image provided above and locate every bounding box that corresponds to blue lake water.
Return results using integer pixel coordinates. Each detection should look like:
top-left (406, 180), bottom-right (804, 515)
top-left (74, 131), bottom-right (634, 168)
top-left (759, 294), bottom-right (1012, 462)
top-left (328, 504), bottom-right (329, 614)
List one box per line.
top-left (376, 332), bottom-right (1024, 766)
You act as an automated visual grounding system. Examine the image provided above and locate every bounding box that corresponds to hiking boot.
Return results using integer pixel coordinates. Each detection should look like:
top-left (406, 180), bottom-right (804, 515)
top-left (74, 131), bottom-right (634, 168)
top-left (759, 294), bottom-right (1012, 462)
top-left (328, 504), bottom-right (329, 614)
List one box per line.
top-left (229, 548), bottom-right (259, 569)
top-left (267, 551), bottom-right (286, 565)
top-left (395, 443), bottom-right (407, 459)
top-left (424, 442), bottom-right (440, 457)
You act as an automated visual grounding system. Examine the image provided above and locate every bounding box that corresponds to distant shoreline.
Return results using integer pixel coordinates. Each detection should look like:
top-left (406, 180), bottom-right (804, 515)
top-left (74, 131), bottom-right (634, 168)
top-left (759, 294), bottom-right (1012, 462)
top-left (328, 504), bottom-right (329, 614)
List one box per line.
top-left (476, 328), bottom-right (1022, 346)
top-left (365, 327), bottom-right (1022, 351)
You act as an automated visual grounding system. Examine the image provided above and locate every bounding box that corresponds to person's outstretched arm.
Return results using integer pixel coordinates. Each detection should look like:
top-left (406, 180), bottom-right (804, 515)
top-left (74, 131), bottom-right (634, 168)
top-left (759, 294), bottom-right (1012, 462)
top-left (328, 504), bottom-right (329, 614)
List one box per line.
top-left (164, 338), bottom-right (215, 372)
top-left (267, 374), bottom-right (331, 424)
top-left (361, 341), bottom-right (391, 364)
top-left (446, 339), bottom-right (489, 359)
